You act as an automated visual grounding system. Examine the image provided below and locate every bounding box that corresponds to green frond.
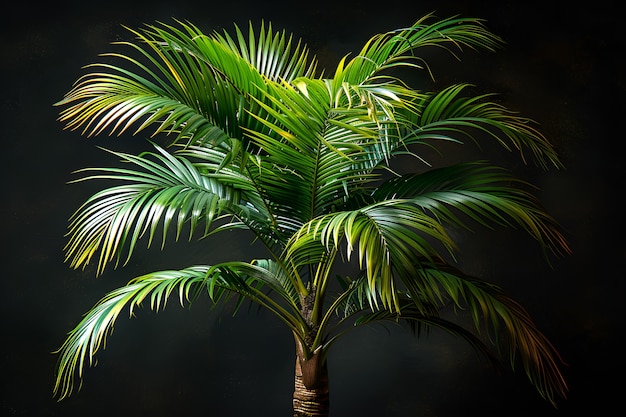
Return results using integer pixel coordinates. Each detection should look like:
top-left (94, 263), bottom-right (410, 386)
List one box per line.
top-left (327, 262), bottom-right (567, 407)
top-left (372, 162), bottom-right (571, 257)
top-left (410, 263), bottom-right (568, 407)
top-left (56, 48), bottom-right (238, 147)
top-left (56, 20), bottom-right (273, 147)
top-left (335, 13), bottom-right (503, 88)
top-left (64, 143), bottom-right (267, 274)
top-left (55, 14), bottom-right (570, 408)
top-left (287, 201), bottom-right (456, 312)
top-left (53, 266), bottom-right (210, 400)
top-left (245, 79), bottom-right (383, 222)
top-left (53, 261), bottom-right (307, 401)
top-left (212, 20), bottom-right (319, 81)
top-left (412, 84), bottom-right (564, 169)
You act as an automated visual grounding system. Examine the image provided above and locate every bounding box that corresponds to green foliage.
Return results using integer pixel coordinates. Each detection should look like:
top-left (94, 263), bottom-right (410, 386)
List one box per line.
top-left (54, 13), bottom-right (570, 408)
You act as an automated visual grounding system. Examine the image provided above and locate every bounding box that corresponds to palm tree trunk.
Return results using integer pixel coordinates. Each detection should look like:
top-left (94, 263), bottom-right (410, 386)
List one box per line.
top-left (293, 343), bottom-right (329, 417)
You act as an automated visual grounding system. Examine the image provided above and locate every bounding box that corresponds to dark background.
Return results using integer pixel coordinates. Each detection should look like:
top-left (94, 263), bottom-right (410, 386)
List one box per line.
top-left (2, 1), bottom-right (623, 416)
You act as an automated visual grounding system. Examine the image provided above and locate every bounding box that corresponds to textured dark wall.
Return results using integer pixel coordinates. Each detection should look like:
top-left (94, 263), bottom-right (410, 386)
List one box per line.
top-left (2, 1), bottom-right (622, 416)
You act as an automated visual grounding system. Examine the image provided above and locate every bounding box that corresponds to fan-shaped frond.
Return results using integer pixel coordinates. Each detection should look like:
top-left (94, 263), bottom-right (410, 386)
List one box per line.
top-left (286, 200), bottom-right (457, 312)
top-left (53, 262), bottom-right (305, 401)
top-left (247, 78), bottom-right (412, 224)
top-left (56, 38), bottom-right (242, 147)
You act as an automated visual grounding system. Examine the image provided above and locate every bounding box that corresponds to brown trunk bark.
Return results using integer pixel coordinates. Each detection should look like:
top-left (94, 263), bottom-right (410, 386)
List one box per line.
top-left (292, 343), bottom-right (329, 417)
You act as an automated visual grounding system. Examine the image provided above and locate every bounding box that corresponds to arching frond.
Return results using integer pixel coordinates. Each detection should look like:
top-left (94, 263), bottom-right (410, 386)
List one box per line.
top-left (409, 262), bottom-right (569, 407)
top-left (286, 200), bottom-right (457, 312)
top-left (244, 78), bottom-right (384, 223)
top-left (54, 261), bottom-right (305, 401)
top-left (325, 261), bottom-right (567, 407)
top-left (56, 19), bottom-right (318, 149)
top-left (53, 266), bottom-right (209, 400)
top-left (64, 143), bottom-right (268, 274)
top-left (372, 162), bottom-right (571, 257)
top-left (56, 36), bottom-right (243, 147)
top-left (333, 14), bottom-right (503, 91)
top-left (409, 84), bottom-right (563, 169)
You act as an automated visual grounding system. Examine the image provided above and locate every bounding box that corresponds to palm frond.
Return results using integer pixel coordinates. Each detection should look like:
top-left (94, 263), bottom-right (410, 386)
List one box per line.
top-left (334, 14), bottom-right (503, 90)
top-left (53, 266), bottom-right (209, 400)
top-left (372, 162), bottom-right (571, 257)
top-left (64, 143), bottom-right (268, 274)
top-left (247, 78), bottom-right (409, 223)
top-left (327, 261), bottom-right (567, 407)
top-left (410, 262), bottom-right (568, 407)
top-left (56, 42), bottom-right (237, 147)
top-left (53, 261), bottom-right (306, 401)
top-left (286, 200), bottom-right (457, 312)
top-left (212, 20), bottom-right (319, 81)
top-left (409, 84), bottom-right (563, 169)
top-left (55, 20), bottom-right (276, 148)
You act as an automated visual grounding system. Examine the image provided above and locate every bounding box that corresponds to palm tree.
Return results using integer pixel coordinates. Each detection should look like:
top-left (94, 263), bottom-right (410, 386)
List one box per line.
top-left (53, 13), bottom-right (570, 416)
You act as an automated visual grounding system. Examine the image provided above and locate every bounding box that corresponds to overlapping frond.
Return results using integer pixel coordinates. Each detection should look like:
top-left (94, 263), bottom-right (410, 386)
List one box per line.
top-left (56, 19), bottom-right (318, 150)
top-left (244, 78), bottom-right (385, 224)
top-left (325, 261), bottom-right (567, 407)
top-left (285, 199), bottom-right (456, 311)
top-left (56, 32), bottom-right (243, 147)
top-left (55, 14), bottom-right (570, 408)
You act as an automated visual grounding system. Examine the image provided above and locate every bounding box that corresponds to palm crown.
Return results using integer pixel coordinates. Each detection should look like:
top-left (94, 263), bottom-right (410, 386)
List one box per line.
top-left (54, 14), bottom-right (570, 414)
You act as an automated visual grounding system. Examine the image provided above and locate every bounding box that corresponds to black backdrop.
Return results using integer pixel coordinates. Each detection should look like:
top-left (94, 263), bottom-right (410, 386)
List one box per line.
top-left (2, 1), bottom-right (623, 416)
